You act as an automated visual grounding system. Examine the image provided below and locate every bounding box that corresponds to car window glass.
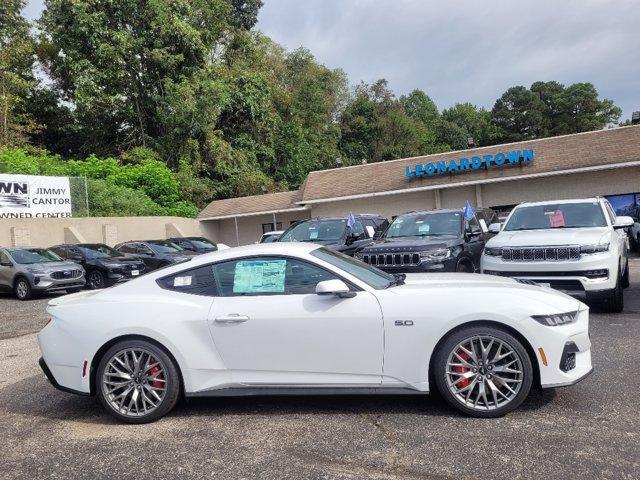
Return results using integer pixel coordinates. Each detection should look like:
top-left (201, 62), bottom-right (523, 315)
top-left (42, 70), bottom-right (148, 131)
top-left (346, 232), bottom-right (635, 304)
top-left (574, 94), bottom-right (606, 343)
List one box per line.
top-left (6, 248), bottom-right (62, 264)
top-left (385, 212), bottom-right (462, 238)
top-left (280, 219), bottom-right (347, 242)
top-left (211, 257), bottom-right (340, 297)
top-left (505, 203), bottom-right (607, 231)
top-left (50, 247), bottom-right (68, 258)
top-left (158, 265), bottom-right (217, 296)
top-left (0, 251), bottom-right (10, 263)
top-left (350, 220), bottom-right (366, 238)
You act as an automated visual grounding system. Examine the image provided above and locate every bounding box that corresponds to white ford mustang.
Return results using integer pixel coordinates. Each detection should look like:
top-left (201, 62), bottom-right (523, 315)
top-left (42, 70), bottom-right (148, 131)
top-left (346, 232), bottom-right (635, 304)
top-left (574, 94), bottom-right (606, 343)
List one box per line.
top-left (38, 243), bottom-right (593, 423)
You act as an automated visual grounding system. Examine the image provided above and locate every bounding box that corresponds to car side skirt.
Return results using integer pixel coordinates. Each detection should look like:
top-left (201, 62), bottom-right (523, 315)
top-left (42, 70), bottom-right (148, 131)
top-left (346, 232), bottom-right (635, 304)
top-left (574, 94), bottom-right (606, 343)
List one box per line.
top-left (186, 385), bottom-right (428, 398)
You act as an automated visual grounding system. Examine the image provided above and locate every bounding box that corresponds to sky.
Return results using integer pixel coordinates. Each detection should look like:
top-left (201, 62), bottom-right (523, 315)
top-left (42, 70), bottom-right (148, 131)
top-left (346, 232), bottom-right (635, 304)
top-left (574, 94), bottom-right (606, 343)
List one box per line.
top-left (24, 0), bottom-right (640, 120)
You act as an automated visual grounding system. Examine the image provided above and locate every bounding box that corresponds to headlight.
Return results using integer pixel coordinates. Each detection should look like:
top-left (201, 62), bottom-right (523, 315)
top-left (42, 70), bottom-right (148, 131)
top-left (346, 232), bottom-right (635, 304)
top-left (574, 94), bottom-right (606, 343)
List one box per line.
top-left (25, 267), bottom-right (47, 274)
top-left (420, 248), bottom-right (451, 261)
top-left (580, 243), bottom-right (609, 254)
top-left (531, 311), bottom-right (578, 326)
top-left (101, 262), bottom-right (123, 269)
top-left (484, 247), bottom-right (502, 256)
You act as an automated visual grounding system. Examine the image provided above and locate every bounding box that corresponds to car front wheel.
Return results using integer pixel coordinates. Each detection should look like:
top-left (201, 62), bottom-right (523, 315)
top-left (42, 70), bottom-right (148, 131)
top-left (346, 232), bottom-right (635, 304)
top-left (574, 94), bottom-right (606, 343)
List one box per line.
top-left (434, 326), bottom-right (533, 418)
top-left (87, 270), bottom-right (106, 289)
top-left (96, 340), bottom-right (181, 423)
top-left (14, 277), bottom-right (33, 300)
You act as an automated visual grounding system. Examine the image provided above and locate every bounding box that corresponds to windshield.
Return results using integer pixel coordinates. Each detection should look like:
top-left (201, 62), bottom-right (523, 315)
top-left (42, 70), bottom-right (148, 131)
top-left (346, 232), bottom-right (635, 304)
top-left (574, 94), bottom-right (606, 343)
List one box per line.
top-left (187, 238), bottom-right (216, 249)
top-left (77, 244), bottom-right (122, 259)
top-left (7, 248), bottom-right (62, 264)
top-left (385, 212), bottom-right (462, 238)
top-left (261, 233), bottom-right (280, 243)
top-left (505, 203), bottom-right (607, 231)
top-left (280, 219), bottom-right (347, 242)
top-left (311, 247), bottom-right (394, 290)
top-left (148, 240), bottom-right (184, 253)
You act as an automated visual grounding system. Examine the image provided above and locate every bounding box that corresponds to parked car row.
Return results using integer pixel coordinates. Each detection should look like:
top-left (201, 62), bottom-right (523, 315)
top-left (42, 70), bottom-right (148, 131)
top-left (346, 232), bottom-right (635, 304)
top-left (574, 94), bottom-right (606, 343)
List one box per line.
top-left (0, 237), bottom-right (224, 299)
top-left (275, 197), bottom-right (634, 312)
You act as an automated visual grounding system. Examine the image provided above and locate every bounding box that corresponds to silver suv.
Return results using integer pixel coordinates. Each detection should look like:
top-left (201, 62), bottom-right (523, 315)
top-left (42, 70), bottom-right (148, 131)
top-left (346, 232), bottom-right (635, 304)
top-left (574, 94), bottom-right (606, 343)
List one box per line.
top-left (0, 247), bottom-right (86, 300)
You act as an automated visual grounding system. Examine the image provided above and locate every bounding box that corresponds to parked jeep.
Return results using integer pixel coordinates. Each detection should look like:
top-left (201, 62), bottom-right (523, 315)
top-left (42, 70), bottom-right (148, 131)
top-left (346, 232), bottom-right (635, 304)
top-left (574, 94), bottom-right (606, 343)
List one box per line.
top-left (277, 214), bottom-right (388, 256)
top-left (355, 208), bottom-right (495, 273)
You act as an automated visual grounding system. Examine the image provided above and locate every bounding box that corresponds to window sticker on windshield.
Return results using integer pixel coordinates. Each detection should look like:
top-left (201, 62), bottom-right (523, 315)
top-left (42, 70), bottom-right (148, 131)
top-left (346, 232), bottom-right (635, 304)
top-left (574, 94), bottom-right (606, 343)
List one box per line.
top-left (173, 276), bottom-right (192, 287)
top-left (309, 229), bottom-right (319, 240)
top-left (418, 223), bottom-right (430, 233)
top-left (548, 210), bottom-right (565, 228)
top-left (233, 259), bottom-right (286, 294)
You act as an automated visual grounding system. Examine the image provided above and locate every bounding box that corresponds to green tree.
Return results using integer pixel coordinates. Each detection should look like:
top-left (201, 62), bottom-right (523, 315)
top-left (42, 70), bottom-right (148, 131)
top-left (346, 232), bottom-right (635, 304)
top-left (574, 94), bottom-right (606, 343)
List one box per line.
top-left (400, 89), bottom-right (439, 127)
top-left (441, 103), bottom-right (498, 147)
top-left (0, 0), bottom-right (38, 147)
top-left (39, 0), bottom-right (233, 155)
top-left (491, 85), bottom-right (549, 142)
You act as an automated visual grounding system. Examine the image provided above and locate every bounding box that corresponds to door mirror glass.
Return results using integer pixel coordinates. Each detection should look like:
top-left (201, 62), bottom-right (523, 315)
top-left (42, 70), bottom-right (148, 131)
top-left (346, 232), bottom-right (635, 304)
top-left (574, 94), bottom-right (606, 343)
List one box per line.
top-left (614, 216), bottom-right (634, 229)
top-left (315, 279), bottom-right (355, 298)
top-left (0, 261), bottom-right (12, 267)
top-left (488, 223), bottom-right (502, 233)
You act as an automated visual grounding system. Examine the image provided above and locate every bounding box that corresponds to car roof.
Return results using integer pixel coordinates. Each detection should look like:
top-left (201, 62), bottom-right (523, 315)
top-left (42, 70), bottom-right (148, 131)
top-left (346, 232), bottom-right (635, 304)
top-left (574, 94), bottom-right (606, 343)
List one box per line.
top-left (400, 208), bottom-right (463, 216)
top-left (516, 198), bottom-right (601, 208)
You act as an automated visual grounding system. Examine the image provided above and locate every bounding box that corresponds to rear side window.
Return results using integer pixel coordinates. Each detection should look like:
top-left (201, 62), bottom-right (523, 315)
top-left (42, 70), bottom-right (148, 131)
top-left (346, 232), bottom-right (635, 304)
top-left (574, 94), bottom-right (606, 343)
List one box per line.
top-left (157, 265), bottom-right (217, 296)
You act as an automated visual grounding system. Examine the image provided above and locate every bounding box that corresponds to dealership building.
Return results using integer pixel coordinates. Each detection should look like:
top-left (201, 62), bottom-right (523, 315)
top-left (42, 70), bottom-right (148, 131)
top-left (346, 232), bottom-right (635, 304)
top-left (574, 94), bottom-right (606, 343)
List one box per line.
top-left (199, 125), bottom-right (640, 246)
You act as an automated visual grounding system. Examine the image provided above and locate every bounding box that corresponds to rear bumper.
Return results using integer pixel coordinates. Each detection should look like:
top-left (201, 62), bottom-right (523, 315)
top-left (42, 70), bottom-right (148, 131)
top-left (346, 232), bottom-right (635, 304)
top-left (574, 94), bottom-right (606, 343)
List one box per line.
top-left (38, 357), bottom-right (90, 396)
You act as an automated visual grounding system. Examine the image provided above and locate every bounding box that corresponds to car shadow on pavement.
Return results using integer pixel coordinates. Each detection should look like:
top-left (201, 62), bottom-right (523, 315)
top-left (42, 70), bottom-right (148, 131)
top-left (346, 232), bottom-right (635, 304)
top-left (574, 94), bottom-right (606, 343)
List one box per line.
top-left (1, 373), bottom-right (556, 424)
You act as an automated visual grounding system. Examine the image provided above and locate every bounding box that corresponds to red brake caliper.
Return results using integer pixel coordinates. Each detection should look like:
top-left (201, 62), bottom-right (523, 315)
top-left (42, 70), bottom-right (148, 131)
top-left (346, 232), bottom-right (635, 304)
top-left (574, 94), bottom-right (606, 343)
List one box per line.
top-left (454, 351), bottom-right (470, 388)
top-left (149, 359), bottom-right (163, 389)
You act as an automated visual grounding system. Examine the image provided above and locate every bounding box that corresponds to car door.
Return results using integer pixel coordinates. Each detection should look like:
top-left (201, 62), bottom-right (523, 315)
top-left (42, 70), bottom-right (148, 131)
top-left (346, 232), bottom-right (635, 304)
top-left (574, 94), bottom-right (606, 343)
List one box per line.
top-left (134, 243), bottom-right (160, 269)
top-left (464, 216), bottom-right (485, 270)
top-left (207, 255), bottom-right (384, 386)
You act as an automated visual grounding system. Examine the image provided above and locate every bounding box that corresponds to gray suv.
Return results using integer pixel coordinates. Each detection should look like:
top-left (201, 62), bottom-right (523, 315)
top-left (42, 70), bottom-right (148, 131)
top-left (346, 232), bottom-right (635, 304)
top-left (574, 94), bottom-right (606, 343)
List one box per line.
top-left (0, 247), bottom-right (86, 300)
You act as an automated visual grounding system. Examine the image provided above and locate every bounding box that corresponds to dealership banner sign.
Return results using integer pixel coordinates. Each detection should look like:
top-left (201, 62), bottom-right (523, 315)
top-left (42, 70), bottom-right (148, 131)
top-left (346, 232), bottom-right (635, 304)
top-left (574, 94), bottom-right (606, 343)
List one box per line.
top-left (0, 174), bottom-right (73, 218)
top-left (405, 149), bottom-right (535, 178)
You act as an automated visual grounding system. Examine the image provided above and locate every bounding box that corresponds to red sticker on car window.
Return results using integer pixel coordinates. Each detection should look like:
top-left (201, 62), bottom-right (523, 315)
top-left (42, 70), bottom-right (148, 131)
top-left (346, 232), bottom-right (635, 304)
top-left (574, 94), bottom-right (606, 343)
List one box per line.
top-left (549, 210), bottom-right (565, 228)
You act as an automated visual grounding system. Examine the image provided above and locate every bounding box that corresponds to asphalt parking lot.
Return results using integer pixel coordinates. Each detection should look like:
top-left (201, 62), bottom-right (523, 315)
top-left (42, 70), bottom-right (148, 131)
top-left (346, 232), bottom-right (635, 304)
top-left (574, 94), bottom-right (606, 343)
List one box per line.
top-left (1, 260), bottom-right (639, 480)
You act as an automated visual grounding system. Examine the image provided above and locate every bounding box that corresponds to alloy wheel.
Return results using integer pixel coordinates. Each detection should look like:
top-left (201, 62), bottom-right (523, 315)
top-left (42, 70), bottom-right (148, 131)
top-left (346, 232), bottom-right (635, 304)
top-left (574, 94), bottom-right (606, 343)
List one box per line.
top-left (101, 348), bottom-right (167, 417)
top-left (88, 271), bottom-right (104, 289)
top-left (16, 280), bottom-right (29, 299)
top-left (445, 335), bottom-right (524, 411)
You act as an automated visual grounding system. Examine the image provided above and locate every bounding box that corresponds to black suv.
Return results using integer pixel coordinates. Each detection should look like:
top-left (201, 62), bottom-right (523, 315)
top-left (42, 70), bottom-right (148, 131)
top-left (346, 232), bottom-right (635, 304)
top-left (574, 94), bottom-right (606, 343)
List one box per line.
top-left (50, 243), bottom-right (146, 289)
top-left (355, 208), bottom-right (496, 273)
top-left (114, 240), bottom-right (197, 271)
top-left (168, 236), bottom-right (218, 254)
top-left (277, 214), bottom-right (389, 256)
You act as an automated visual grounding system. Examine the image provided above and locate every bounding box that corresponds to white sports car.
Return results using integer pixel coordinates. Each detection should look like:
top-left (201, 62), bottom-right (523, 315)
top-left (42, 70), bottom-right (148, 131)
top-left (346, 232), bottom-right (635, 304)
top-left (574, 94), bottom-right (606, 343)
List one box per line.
top-left (38, 243), bottom-right (593, 423)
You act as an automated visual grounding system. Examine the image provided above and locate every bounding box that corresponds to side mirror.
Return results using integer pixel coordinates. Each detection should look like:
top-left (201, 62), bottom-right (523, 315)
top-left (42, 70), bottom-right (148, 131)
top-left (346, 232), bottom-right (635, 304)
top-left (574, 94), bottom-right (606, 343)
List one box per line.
top-left (315, 279), bottom-right (355, 298)
top-left (614, 216), bottom-right (634, 229)
top-left (0, 261), bottom-right (12, 267)
top-left (488, 223), bottom-right (502, 233)
top-left (365, 226), bottom-right (376, 238)
top-left (70, 255), bottom-right (84, 263)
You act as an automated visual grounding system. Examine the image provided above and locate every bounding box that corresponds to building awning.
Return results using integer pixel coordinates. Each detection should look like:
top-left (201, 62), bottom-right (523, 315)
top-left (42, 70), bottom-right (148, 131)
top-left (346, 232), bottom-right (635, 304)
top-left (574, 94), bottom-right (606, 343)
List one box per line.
top-left (198, 190), bottom-right (308, 221)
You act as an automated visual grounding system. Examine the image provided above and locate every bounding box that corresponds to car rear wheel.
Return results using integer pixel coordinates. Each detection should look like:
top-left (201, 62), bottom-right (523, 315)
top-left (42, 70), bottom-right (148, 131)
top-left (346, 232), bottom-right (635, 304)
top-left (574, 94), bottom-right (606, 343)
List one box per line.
top-left (434, 326), bottom-right (533, 418)
top-left (14, 277), bottom-right (33, 300)
top-left (96, 340), bottom-right (180, 423)
top-left (87, 270), bottom-right (105, 289)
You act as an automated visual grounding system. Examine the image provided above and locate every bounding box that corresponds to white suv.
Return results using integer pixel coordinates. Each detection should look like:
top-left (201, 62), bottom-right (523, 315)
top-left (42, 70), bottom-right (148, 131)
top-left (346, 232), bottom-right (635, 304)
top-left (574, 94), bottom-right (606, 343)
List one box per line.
top-left (481, 198), bottom-right (634, 312)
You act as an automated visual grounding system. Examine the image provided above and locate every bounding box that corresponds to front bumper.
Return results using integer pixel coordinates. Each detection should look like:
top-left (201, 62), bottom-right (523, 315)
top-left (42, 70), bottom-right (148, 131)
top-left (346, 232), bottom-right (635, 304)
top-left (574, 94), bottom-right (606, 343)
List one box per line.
top-left (357, 254), bottom-right (458, 273)
top-left (31, 275), bottom-right (86, 293)
top-left (481, 253), bottom-right (616, 297)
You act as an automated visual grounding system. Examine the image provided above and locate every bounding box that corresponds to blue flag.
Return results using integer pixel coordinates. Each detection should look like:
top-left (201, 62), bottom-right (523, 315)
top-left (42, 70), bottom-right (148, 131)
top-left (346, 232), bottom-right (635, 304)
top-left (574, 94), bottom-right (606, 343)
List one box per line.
top-left (346, 212), bottom-right (356, 229)
top-left (463, 201), bottom-right (475, 220)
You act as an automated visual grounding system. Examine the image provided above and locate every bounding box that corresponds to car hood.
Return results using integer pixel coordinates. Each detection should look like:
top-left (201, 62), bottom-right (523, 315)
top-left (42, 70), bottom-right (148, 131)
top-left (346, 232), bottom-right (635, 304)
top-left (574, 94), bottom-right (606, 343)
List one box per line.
top-left (21, 261), bottom-right (81, 272)
top-left (360, 235), bottom-right (461, 253)
top-left (395, 272), bottom-right (582, 312)
top-left (94, 256), bottom-right (144, 265)
top-left (487, 227), bottom-right (611, 247)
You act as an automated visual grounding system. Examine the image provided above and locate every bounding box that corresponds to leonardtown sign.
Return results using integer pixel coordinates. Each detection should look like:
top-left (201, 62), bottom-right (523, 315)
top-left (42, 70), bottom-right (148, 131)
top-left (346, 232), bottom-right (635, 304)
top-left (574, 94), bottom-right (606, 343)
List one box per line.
top-left (405, 149), bottom-right (535, 178)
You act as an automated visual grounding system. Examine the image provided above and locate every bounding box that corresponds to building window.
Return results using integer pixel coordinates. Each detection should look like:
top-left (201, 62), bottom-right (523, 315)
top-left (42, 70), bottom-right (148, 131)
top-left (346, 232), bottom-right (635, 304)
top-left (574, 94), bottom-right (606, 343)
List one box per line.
top-left (262, 222), bottom-right (282, 234)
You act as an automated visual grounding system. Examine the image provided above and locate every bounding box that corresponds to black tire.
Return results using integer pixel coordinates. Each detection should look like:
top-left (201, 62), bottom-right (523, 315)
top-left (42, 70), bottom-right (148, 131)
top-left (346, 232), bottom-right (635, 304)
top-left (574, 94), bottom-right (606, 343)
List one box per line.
top-left (621, 259), bottom-right (630, 289)
top-left (605, 271), bottom-right (624, 313)
top-left (96, 339), bottom-right (181, 424)
top-left (87, 270), bottom-right (106, 289)
top-left (433, 325), bottom-right (533, 418)
top-left (14, 277), bottom-right (33, 300)
top-left (456, 261), bottom-right (473, 273)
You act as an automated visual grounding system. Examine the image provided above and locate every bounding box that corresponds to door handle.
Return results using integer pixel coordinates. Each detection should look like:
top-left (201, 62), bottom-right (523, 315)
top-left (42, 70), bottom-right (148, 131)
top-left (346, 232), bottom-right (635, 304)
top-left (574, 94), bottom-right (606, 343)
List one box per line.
top-left (214, 314), bottom-right (250, 324)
